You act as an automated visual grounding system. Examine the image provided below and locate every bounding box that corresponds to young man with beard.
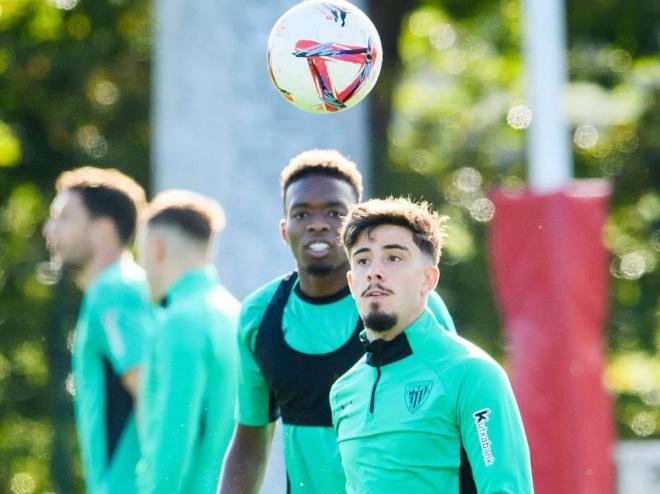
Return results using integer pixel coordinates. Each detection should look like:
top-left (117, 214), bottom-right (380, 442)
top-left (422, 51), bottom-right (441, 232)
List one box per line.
top-left (44, 167), bottom-right (153, 494)
top-left (137, 190), bottom-right (240, 494)
top-left (330, 198), bottom-right (533, 493)
top-left (219, 150), bottom-right (455, 494)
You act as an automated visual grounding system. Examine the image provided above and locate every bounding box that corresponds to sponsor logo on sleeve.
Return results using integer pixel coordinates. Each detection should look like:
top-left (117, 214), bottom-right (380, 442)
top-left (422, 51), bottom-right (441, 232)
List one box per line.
top-left (473, 408), bottom-right (495, 466)
top-left (405, 381), bottom-right (433, 414)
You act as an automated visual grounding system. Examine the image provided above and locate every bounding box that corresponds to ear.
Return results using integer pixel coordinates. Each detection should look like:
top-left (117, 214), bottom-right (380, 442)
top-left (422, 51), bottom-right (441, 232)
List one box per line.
top-left (89, 217), bottom-right (116, 245)
top-left (279, 218), bottom-right (288, 244)
top-left (421, 265), bottom-right (440, 295)
top-left (154, 233), bottom-right (168, 263)
top-left (346, 270), bottom-right (356, 297)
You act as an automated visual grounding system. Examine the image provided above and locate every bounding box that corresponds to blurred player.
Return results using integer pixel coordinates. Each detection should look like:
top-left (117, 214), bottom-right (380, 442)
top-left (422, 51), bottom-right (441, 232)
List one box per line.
top-left (137, 190), bottom-right (240, 494)
top-left (44, 167), bottom-right (152, 494)
top-left (219, 150), bottom-right (456, 494)
top-left (331, 198), bottom-right (533, 493)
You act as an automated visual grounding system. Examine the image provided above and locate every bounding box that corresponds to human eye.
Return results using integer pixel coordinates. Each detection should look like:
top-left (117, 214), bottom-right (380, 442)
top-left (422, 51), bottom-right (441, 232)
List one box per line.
top-left (355, 257), bottom-right (370, 266)
top-left (387, 254), bottom-right (402, 262)
top-left (328, 209), bottom-right (345, 219)
top-left (291, 210), bottom-right (309, 220)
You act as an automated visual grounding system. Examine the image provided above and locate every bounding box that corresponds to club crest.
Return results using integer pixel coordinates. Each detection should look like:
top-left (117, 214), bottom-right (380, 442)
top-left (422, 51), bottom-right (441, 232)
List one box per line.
top-left (405, 380), bottom-right (433, 414)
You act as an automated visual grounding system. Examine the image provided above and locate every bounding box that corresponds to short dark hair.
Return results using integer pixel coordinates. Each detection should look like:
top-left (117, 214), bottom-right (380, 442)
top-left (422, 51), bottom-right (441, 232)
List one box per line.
top-left (340, 197), bottom-right (449, 263)
top-left (143, 190), bottom-right (225, 243)
top-left (280, 149), bottom-right (363, 202)
top-left (56, 166), bottom-right (146, 245)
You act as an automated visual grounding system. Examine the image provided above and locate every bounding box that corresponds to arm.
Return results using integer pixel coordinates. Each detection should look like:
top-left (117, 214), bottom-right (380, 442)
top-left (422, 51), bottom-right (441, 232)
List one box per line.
top-left (457, 358), bottom-right (534, 493)
top-left (97, 284), bottom-right (153, 394)
top-left (218, 297), bottom-right (279, 493)
top-left (427, 289), bottom-right (456, 333)
top-left (139, 320), bottom-right (207, 494)
top-left (121, 367), bottom-right (140, 399)
top-left (218, 423), bottom-right (275, 494)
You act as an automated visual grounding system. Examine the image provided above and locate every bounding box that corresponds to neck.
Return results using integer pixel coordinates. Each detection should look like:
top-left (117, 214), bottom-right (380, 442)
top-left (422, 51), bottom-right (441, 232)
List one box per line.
top-left (161, 258), bottom-right (208, 297)
top-left (78, 247), bottom-right (126, 289)
top-left (297, 260), bottom-right (349, 298)
top-left (366, 303), bottom-right (426, 343)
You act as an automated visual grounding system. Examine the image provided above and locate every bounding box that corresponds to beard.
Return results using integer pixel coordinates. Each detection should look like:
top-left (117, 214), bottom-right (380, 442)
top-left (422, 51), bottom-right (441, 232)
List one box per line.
top-left (305, 262), bottom-right (333, 277)
top-left (364, 306), bottom-right (398, 333)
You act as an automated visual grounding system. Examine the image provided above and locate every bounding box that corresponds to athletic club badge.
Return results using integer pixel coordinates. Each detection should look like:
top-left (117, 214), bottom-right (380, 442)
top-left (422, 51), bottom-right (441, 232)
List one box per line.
top-left (404, 381), bottom-right (433, 414)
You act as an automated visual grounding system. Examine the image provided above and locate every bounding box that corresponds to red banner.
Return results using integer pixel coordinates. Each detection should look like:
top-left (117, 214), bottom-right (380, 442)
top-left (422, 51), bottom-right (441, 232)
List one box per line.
top-left (489, 181), bottom-right (614, 494)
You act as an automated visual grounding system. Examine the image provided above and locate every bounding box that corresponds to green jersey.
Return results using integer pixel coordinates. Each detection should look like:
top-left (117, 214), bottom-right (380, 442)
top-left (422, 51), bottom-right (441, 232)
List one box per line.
top-left (237, 274), bottom-right (455, 494)
top-left (138, 265), bottom-right (240, 494)
top-left (330, 309), bottom-right (533, 494)
top-left (73, 257), bottom-right (153, 494)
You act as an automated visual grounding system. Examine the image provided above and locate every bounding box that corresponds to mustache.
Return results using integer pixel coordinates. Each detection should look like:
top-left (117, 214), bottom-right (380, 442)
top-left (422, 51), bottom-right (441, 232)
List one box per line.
top-left (361, 283), bottom-right (394, 298)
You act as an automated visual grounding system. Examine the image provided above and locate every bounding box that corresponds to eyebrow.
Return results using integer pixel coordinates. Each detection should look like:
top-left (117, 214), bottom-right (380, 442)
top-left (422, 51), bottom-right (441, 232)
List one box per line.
top-left (352, 247), bottom-right (371, 258)
top-left (290, 201), bottom-right (348, 210)
top-left (383, 244), bottom-right (409, 251)
top-left (352, 243), bottom-right (409, 258)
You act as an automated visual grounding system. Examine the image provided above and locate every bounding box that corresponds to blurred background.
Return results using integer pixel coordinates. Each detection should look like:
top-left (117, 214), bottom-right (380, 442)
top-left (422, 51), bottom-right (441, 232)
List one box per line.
top-left (0, 0), bottom-right (658, 493)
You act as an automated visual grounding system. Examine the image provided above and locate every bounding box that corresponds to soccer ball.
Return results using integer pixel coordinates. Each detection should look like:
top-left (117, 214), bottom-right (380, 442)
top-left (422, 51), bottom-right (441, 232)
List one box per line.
top-left (267, 0), bottom-right (383, 114)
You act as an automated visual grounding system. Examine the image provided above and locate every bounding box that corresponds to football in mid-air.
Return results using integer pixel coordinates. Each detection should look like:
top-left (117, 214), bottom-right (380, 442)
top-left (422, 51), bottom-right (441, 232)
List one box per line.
top-left (267, 0), bottom-right (382, 114)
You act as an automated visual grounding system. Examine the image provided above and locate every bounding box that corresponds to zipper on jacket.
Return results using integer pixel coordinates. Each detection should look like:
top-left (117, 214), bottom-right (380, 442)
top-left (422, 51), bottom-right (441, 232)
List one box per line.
top-left (369, 366), bottom-right (381, 415)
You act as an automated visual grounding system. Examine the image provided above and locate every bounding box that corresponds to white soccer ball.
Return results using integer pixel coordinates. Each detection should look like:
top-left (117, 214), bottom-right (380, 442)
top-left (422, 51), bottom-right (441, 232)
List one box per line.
top-left (267, 0), bottom-right (383, 114)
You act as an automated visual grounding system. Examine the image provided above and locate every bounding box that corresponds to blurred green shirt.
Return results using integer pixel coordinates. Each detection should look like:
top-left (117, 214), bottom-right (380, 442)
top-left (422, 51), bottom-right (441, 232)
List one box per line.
top-left (330, 309), bottom-right (533, 494)
top-left (138, 265), bottom-right (240, 494)
top-left (236, 275), bottom-right (455, 494)
top-left (73, 257), bottom-right (153, 494)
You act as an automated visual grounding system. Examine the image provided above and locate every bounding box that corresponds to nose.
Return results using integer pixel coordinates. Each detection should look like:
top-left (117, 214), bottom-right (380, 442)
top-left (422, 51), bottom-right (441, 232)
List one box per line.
top-left (306, 213), bottom-right (330, 234)
top-left (43, 218), bottom-right (53, 242)
top-left (366, 259), bottom-right (384, 282)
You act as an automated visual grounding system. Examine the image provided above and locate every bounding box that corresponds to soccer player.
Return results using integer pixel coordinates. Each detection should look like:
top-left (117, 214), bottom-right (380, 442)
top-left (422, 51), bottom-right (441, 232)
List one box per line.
top-left (136, 190), bottom-right (240, 494)
top-left (44, 167), bottom-right (152, 494)
top-left (330, 198), bottom-right (534, 493)
top-left (219, 150), bottom-right (455, 494)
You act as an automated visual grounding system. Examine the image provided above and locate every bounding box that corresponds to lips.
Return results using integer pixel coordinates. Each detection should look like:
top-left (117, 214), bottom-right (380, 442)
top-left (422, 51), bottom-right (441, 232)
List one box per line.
top-left (304, 239), bottom-right (333, 258)
top-left (362, 285), bottom-right (393, 298)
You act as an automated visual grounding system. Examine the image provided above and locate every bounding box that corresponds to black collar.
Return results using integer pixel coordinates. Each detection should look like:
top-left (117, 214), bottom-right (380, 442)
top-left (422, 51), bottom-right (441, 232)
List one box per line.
top-left (294, 283), bottom-right (351, 305)
top-left (361, 330), bottom-right (413, 367)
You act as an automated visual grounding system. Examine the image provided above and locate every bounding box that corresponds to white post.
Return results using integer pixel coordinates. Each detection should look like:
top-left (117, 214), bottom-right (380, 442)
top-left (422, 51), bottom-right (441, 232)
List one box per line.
top-left (522, 0), bottom-right (573, 192)
top-left (153, 0), bottom-right (371, 299)
top-left (153, 2), bottom-right (371, 492)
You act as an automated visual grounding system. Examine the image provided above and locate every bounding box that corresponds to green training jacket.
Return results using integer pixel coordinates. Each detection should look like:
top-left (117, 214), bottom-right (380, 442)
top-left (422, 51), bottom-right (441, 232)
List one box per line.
top-left (73, 257), bottom-right (153, 494)
top-left (138, 265), bottom-right (240, 494)
top-left (330, 308), bottom-right (534, 494)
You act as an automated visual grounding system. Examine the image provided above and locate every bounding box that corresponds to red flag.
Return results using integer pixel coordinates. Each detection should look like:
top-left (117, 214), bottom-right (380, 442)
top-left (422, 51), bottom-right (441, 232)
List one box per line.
top-left (489, 180), bottom-right (614, 494)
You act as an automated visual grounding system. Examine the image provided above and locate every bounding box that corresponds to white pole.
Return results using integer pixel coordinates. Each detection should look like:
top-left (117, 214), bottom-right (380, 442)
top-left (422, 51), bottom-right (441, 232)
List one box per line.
top-left (522, 0), bottom-right (573, 192)
top-left (153, 0), bottom-right (371, 299)
top-left (153, 2), bottom-right (371, 492)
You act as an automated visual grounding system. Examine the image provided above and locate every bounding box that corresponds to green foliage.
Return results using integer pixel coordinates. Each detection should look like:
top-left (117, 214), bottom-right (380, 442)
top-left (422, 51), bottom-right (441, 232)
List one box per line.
top-left (0, 0), bottom-right (658, 490)
top-left (382, 0), bottom-right (660, 440)
top-left (0, 0), bottom-right (150, 490)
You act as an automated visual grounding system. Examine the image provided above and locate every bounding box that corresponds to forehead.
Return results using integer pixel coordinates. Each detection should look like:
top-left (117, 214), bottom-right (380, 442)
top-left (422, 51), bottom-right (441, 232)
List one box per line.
top-left (353, 224), bottom-right (417, 251)
top-left (285, 174), bottom-right (356, 211)
top-left (50, 189), bottom-right (86, 216)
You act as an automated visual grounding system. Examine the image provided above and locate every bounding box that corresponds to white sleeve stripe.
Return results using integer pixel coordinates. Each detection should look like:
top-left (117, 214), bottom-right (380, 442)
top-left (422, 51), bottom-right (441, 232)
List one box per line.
top-left (102, 309), bottom-right (126, 359)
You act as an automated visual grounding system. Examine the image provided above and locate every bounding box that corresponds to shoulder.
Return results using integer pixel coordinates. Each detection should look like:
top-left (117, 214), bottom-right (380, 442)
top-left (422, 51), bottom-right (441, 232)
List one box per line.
top-left (208, 284), bottom-right (241, 322)
top-left (87, 262), bottom-right (148, 307)
top-left (411, 324), bottom-right (502, 378)
top-left (237, 273), bottom-right (289, 338)
top-left (241, 274), bottom-right (288, 311)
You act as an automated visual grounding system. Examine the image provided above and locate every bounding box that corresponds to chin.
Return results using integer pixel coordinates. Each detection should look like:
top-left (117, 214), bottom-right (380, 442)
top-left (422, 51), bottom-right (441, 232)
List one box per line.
top-left (364, 310), bottom-right (398, 333)
top-left (61, 257), bottom-right (84, 269)
top-left (305, 262), bottom-right (334, 277)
